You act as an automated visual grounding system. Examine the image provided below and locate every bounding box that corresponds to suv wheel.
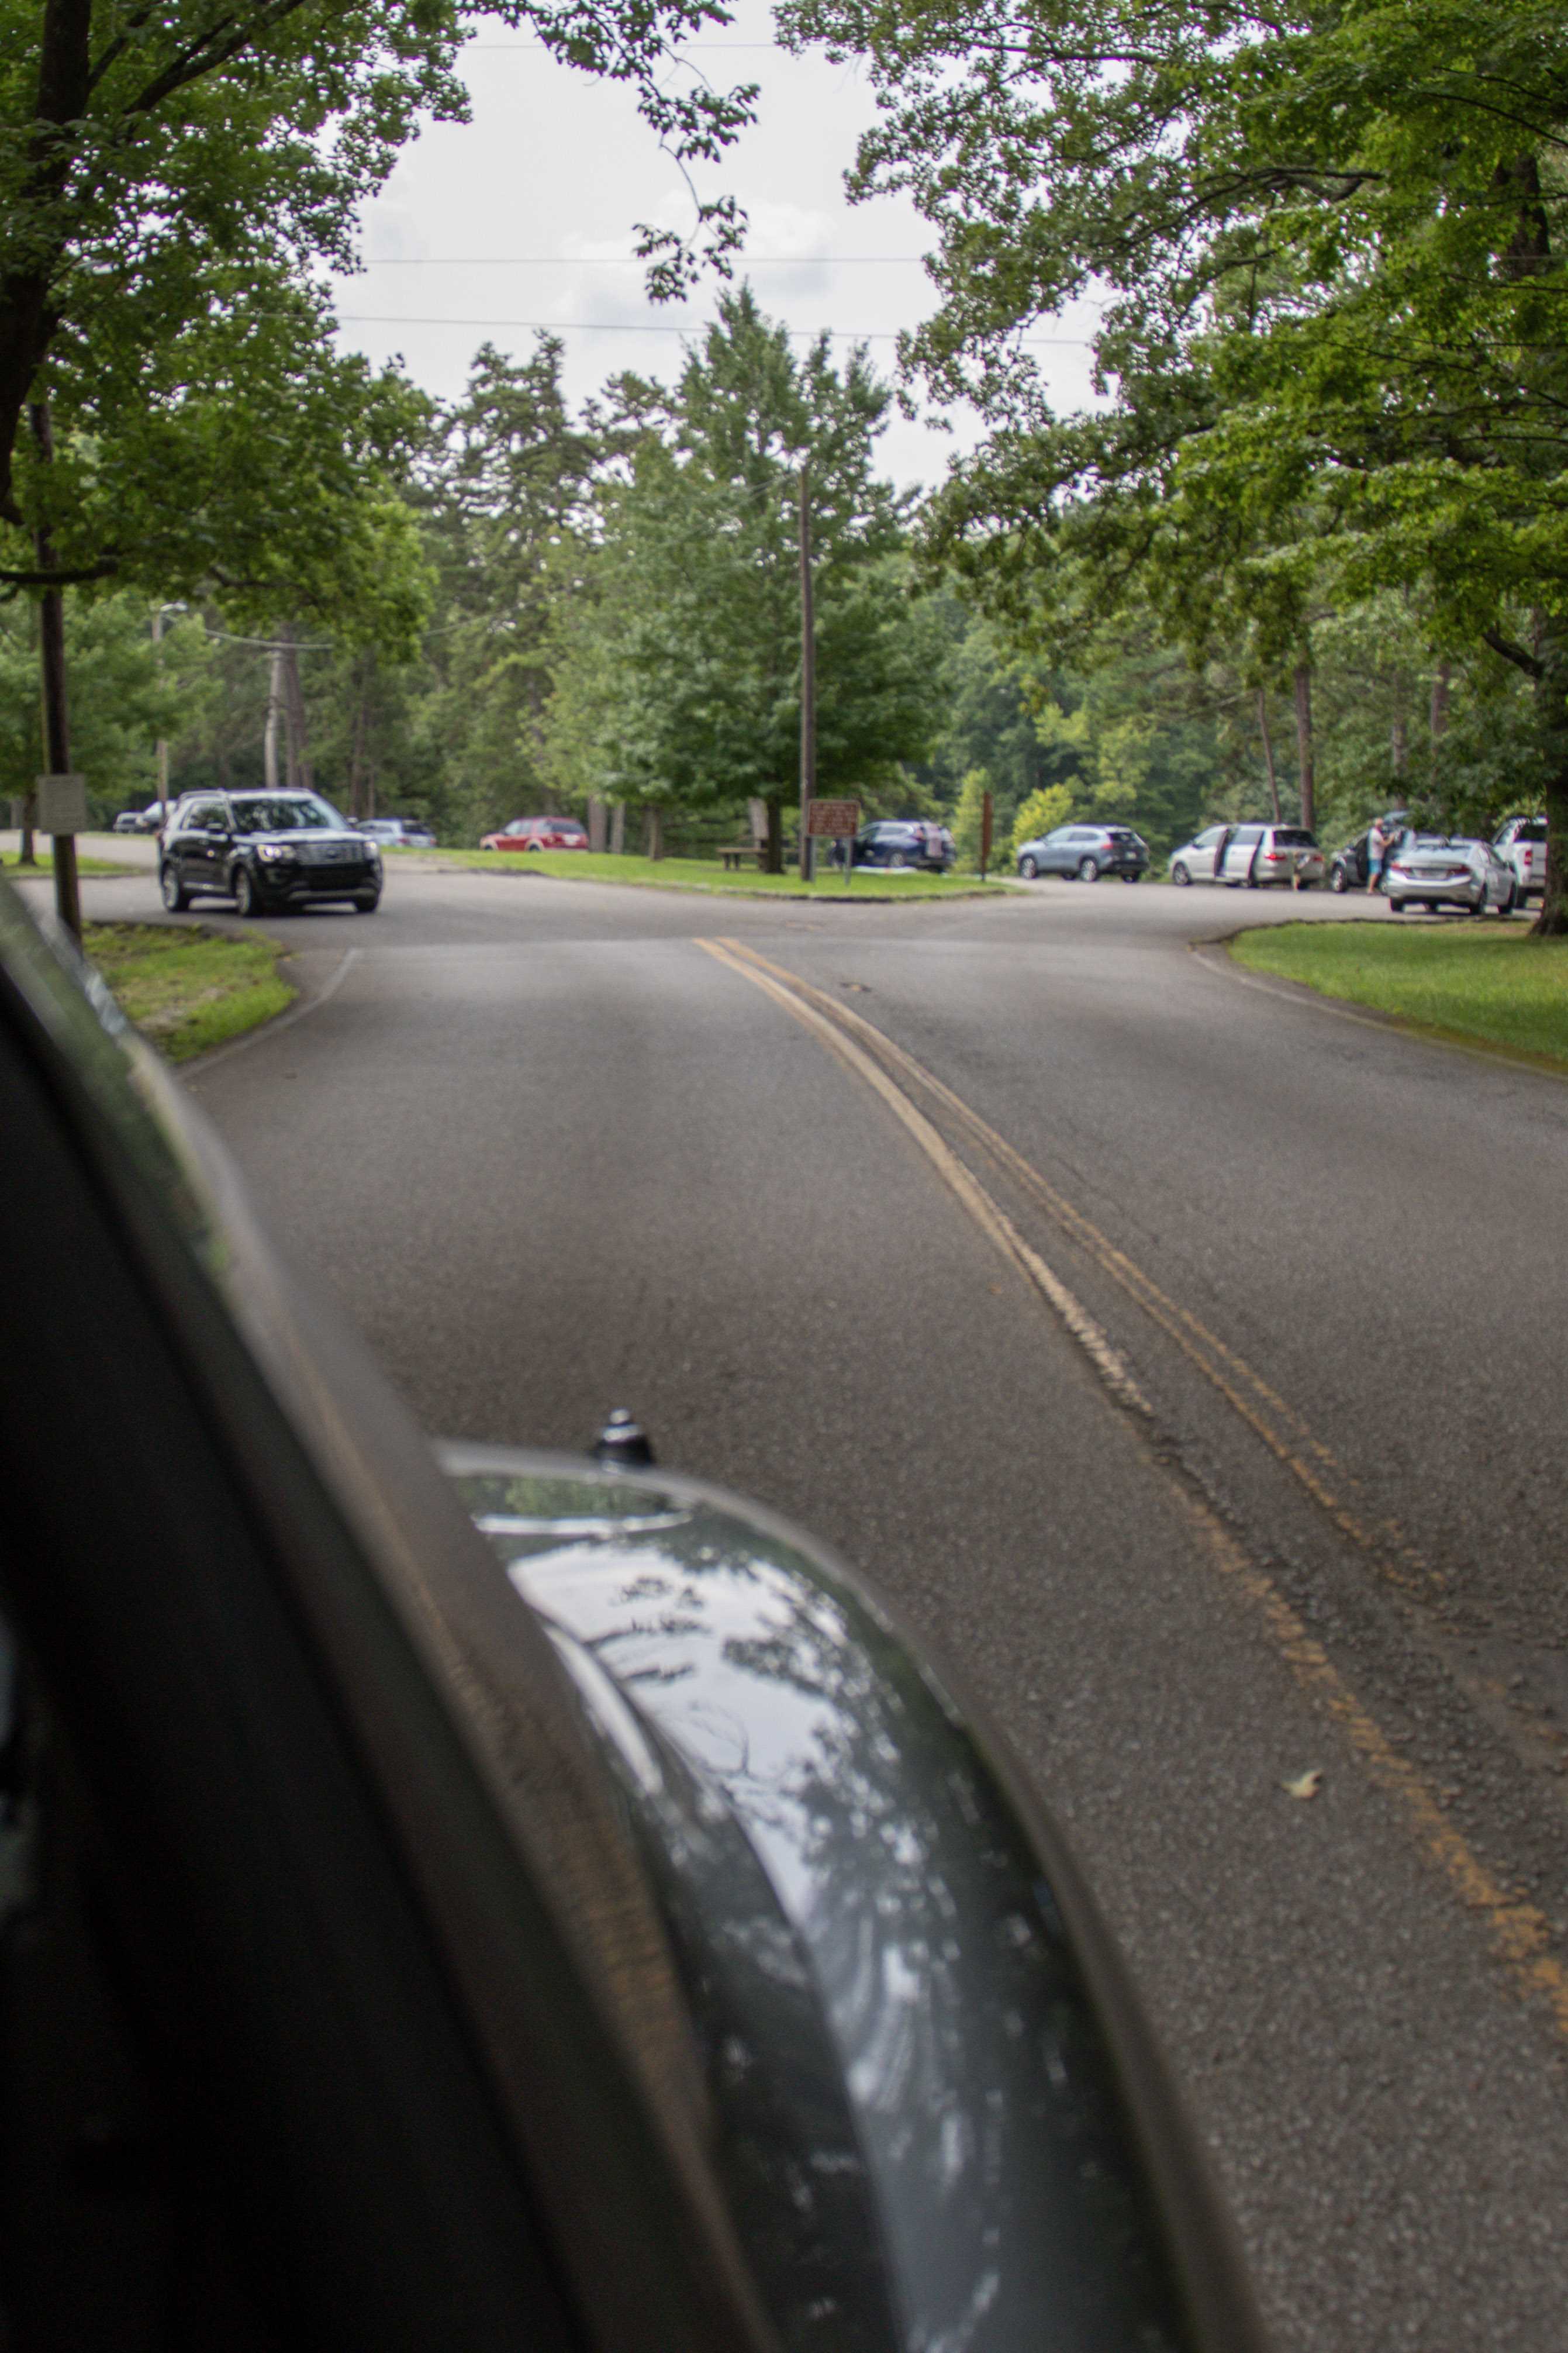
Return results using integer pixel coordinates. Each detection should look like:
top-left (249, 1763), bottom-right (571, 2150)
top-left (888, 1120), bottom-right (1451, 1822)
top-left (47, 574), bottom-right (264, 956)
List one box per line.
top-left (890, 851), bottom-right (908, 868)
top-left (1330, 864), bottom-right (1349, 893)
top-left (159, 862), bottom-right (190, 913)
top-left (353, 892), bottom-right (380, 915)
top-left (1170, 861), bottom-right (1190, 886)
top-left (1019, 855), bottom-right (1039, 879)
top-left (232, 864), bottom-right (260, 919)
top-left (1078, 857), bottom-right (1100, 882)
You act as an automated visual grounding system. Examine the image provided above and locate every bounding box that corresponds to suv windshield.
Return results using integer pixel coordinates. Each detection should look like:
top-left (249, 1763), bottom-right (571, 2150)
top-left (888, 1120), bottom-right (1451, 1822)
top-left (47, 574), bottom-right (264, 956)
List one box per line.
top-left (231, 796), bottom-right (341, 834)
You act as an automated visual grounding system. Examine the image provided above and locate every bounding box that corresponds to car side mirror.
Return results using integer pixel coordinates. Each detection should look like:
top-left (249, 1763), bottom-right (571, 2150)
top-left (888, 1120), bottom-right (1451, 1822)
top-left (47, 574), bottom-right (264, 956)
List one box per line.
top-left (441, 1438), bottom-right (1265, 2353)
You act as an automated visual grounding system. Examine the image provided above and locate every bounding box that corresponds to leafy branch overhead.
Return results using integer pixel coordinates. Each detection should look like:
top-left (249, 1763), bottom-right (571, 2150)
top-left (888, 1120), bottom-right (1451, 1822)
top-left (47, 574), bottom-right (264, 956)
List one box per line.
top-left (0, 0), bottom-right (758, 525)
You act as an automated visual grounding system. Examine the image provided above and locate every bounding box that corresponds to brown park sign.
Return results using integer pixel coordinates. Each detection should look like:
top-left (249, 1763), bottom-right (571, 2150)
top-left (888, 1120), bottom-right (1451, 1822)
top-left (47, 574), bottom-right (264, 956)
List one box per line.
top-left (805, 799), bottom-right (859, 839)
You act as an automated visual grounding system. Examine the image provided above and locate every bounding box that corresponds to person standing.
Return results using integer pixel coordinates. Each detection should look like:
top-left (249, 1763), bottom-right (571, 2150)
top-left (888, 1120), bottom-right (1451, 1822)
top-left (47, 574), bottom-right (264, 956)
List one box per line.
top-left (1366, 815), bottom-right (1389, 893)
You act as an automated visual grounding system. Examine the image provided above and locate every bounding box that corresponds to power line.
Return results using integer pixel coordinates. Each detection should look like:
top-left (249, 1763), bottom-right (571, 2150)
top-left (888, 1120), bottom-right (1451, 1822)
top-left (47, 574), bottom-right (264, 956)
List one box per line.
top-left (335, 314), bottom-right (1094, 345)
top-left (465, 39), bottom-right (782, 47)
top-left (344, 255), bottom-right (933, 265)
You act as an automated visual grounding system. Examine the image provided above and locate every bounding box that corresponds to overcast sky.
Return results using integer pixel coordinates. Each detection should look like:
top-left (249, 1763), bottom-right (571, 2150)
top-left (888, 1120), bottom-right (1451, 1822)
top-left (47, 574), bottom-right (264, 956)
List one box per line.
top-left (329, 0), bottom-right (1099, 493)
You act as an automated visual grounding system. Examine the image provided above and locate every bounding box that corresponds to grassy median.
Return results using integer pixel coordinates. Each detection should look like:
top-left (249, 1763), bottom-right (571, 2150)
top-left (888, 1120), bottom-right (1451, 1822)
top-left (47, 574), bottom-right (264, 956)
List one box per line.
top-left (87, 922), bottom-right (294, 1062)
top-left (410, 847), bottom-right (1011, 898)
top-left (1231, 919), bottom-right (1568, 1067)
top-left (1, 850), bottom-right (140, 878)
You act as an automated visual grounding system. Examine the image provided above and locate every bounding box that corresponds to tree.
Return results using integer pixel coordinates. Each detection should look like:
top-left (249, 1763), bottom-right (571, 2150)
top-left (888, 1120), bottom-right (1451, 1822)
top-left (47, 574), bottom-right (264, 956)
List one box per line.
top-left (783, 0), bottom-right (1568, 926)
top-left (0, 590), bottom-right (209, 816)
top-left (415, 338), bottom-right (603, 839)
top-left (545, 290), bottom-right (946, 866)
top-left (0, 0), bottom-right (757, 530)
top-left (4, 269), bottom-right (435, 647)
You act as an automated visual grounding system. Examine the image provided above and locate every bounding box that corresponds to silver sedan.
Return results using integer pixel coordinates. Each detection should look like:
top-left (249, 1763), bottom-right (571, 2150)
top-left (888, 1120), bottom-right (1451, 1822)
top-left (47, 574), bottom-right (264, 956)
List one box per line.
top-left (1385, 835), bottom-right (1517, 915)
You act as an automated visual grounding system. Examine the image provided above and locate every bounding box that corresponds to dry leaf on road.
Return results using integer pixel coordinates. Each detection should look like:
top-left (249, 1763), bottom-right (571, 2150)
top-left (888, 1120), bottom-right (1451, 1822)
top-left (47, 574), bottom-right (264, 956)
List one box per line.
top-left (1283, 1768), bottom-right (1323, 1800)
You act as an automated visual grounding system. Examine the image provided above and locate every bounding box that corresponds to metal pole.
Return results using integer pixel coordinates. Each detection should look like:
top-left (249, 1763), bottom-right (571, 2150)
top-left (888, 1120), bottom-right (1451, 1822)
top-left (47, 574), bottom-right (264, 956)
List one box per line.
top-left (27, 401), bottom-right (80, 942)
top-left (797, 462), bottom-right (815, 882)
top-left (152, 606), bottom-right (170, 828)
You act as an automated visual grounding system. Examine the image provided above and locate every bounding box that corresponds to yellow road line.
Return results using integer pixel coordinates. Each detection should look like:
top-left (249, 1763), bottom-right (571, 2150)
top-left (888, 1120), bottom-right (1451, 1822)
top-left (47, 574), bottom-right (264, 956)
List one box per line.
top-left (695, 940), bottom-right (1150, 1410)
top-left (697, 931), bottom-right (1568, 2038)
top-left (714, 936), bottom-right (1433, 1598)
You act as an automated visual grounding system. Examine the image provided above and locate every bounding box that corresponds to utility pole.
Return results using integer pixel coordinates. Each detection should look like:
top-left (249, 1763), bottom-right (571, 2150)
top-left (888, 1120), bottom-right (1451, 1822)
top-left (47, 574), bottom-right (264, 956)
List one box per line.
top-left (797, 461), bottom-right (816, 882)
top-left (1257, 688), bottom-right (1282, 823)
top-left (27, 401), bottom-right (81, 942)
top-left (1293, 660), bottom-right (1316, 832)
top-left (264, 647), bottom-right (284, 790)
top-left (151, 606), bottom-right (171, 828)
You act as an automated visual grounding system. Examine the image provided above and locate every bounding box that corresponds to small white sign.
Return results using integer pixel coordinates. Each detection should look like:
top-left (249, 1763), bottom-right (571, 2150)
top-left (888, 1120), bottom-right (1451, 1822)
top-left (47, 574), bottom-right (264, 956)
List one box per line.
top-left (36, 774), bottom-right (88, 834)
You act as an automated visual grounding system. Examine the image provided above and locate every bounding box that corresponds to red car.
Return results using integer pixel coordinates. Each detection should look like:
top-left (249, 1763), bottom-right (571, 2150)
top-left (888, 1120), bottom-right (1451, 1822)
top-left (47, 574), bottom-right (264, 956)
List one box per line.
top-left (480, 815), bottom-right (589, 852)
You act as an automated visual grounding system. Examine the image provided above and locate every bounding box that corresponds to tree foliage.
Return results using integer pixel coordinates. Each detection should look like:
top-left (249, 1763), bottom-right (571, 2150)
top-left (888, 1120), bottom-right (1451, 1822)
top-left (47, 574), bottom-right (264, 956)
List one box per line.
top-left (784, 0), bottom-right (1568, 923)
top-left (544, 289), bottom-right (947, 861)
top-left (1, 0), bottom-right (758, 526)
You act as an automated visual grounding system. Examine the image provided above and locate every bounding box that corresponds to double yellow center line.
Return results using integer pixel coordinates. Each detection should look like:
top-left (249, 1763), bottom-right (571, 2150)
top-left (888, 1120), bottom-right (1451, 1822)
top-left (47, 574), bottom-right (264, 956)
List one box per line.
top-left (698, 933), bottom-right (1568, 2039)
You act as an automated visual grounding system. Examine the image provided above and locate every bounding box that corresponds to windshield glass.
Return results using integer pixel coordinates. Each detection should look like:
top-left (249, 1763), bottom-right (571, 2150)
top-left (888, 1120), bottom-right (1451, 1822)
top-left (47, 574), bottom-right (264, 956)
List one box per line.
top-left (230, 796), bottom-right (343, 835)
top-left (1273, 829), bottom-right (1317, 846)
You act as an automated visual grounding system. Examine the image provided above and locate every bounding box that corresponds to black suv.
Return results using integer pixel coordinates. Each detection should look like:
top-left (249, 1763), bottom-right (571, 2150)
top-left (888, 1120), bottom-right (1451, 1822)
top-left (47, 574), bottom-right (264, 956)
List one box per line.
top-left (160, 789), bottom-right (382, 916)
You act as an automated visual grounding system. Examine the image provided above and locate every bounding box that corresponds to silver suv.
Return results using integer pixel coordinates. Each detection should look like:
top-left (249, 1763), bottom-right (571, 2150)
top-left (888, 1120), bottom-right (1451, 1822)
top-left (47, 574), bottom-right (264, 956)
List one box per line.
top-left (1493, 815), bottom-right (1548, 902)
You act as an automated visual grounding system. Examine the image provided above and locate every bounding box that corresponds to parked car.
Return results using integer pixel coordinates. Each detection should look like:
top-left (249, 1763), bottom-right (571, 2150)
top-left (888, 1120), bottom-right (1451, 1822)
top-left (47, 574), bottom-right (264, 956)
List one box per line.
top-left (1328, 814), bottom-right (1409, 892)
top-left (159, 788), bottom-right (382, 915)
top-left (1169, 823), bottom-right (1325, 888)
top-left (112, 803), bottom-right (166, 834)
top-left (481, 815), bottom-right (589, 852)
top-left (1493, 813), bottom-right (1548, 903)
top-left (1016, 824), bottom-right (1149, 881)
top-left (1386, 834), bottom-right (1517, 915)
top-left (840, 819), bottom-right (951, 871)
top-left (358, 816), bottom-right (436, 849)
top-left (0, 879), bottom-right (1264, 2353)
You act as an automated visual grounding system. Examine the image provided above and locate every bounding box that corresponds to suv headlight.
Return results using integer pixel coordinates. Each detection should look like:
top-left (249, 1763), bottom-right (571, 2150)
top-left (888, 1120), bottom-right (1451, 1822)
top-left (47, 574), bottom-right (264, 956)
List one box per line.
top-left (255, 842), bottom-right (293, 862)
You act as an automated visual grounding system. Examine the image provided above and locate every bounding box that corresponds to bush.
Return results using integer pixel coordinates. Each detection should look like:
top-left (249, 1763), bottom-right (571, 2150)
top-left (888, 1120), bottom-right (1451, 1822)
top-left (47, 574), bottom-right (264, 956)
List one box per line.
top-left (1011, 784), bottom-right (1076, 858)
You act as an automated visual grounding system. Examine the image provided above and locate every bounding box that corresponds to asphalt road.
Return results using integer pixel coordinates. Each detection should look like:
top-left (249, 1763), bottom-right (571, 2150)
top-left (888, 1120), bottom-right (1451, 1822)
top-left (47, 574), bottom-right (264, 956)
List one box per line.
top-left (47, 850), bottom-right (1568, 2349)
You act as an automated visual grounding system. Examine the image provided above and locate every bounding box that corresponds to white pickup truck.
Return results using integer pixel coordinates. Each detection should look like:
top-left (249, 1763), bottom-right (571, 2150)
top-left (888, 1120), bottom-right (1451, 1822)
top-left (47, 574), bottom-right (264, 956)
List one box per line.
top-left (1494, 813), bottom-right (1548, 902)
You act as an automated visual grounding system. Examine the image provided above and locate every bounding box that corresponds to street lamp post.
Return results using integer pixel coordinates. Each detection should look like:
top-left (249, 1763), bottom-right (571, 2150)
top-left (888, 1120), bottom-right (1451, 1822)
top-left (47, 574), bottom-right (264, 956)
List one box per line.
top-left (797, 461), bottom-right (816, 883)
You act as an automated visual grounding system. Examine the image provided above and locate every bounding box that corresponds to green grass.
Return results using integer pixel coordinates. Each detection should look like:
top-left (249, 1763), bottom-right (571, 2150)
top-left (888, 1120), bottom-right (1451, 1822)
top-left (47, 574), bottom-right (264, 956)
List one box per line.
top-left (85, 921), bottom-right (294, 1062)
top-left (412, 846), bottom-right (1012, 898)
top-left (2, 850), bottom-right (139, 878)
top-left (1231, 919), bottom-right (1568, 1066)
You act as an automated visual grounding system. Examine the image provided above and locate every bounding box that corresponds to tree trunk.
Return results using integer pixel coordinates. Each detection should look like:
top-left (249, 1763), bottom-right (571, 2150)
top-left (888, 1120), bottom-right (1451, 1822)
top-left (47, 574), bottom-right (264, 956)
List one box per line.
top-left (1391, 714), bottom-right (1408, 784)
top-left (609, 801), bottom-right (625, 856)
top-left (1532, 634), bottom-right (1568, 936)
top-left (1256, 688), bottom-right (1281, 823)
top-left (764, 794), bottom-right (783, 875)
top-left (1292, 661), bottom-right (1315, 832)
top-left (29, 399), bottom-right (78, 937)
top-left (643, 805), bottom-right (663, 861)
top-left (1429, 661), bottom-right (1450, 786)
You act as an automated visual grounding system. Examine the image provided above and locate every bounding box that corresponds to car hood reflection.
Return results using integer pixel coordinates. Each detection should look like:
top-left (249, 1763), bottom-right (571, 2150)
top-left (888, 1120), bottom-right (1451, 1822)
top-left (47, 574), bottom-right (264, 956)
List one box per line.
top-left (445, 1452), bottom-right (1193, 2353)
